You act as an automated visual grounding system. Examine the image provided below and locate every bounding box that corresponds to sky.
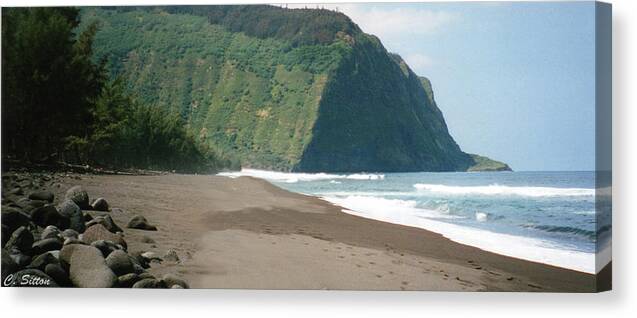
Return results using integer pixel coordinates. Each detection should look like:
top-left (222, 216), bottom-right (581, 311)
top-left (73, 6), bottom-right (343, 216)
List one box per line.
top-left (287, 2), bottom-right (597, 171)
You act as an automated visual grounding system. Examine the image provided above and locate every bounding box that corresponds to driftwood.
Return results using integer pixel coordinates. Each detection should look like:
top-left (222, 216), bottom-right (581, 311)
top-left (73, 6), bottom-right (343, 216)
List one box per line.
top-left (1, 158), bottom-right (168, 176)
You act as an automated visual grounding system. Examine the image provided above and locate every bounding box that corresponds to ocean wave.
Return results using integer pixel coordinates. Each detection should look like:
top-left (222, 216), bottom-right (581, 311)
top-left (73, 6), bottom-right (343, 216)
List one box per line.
top-left (413, 183), bottom-right (594, 197)
top-left (218, 169), bottom-right (384, 183)
top-left (322, 195), bottom-right (460, 220)
top-left (528, 225), bottom-right (597, 241)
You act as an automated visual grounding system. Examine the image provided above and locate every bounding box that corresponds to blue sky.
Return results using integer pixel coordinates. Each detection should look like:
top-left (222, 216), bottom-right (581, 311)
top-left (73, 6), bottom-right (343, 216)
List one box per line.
top-left (291, 2), bottom-right (597, 171)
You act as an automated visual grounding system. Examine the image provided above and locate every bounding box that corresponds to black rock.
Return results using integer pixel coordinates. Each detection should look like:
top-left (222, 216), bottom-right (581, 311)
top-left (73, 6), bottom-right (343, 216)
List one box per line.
top-left (41, 225), bottom-right (61, 240)
top-left (91, 240), bottom-right (124, 258)
top-left (117, 273), bottom-right (140, 288)
top-left (45, 263), bottom-right (71, 287)
top-left (91, 198), bottom-right (109, 211)
top-left (56, 200), bottom-right (85, 233)
top-left (31, 205), bottom-right (70, 230)
top-left (31, 238), bottom-right (63, 255)
top-left (64, 186), bottom-right (91, 210)
top-left (127, 215), bottom-right (157, 231)
top-left (61, 229), bottom-right (79, 239)
top-left (4, 269), bottom-right (58, 287)
top-left (8, 248), bottom-right (31, 267)
top-left (1, 206), bottom-right (31, 233)
top-left (2, 224), bottom-right (9, 248)
top-left (128, 251), bottom-right (150, 269)
top-left (6, 226), bottom-right (34, 252)
top-left (28, 191), bottom-right (54, 203)
top-left (163, 249), bottom-right (180, 263)
top-left (16, 198), bottom-right (46, 214)
top-left (105, 250), bottom-right (138, 276)
top-left (86, 215), bottom-right (122, 233)
top-left (161, 274), bottom-right (189, 289)
top-left (27, 252), bottom-right (60, 271)
top-left (132, 278), bottom-right (166, 288)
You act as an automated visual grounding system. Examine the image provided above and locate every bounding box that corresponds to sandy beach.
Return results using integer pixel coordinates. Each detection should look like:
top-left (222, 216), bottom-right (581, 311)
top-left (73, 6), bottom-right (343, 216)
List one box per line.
top-left (43, 173), bottom-right (598, 291)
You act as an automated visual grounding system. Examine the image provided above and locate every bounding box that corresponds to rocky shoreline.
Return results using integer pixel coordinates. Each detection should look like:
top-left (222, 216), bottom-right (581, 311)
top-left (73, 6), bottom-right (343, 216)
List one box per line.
top-left (1, 171), bottom-right (188, 288)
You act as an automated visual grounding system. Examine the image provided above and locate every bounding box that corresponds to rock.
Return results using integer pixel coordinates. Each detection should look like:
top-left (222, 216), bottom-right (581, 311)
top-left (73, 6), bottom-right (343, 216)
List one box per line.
top-left (8, 248), bottom-right (31, 267)
top-left (61, 229), bottom-right (79, 239)
top-left (41, 225), bottom-right (61, 240)
top-left (163, 249), bottom-right (180, 263)
top-left (140, 236), bottom-right (155, 244)
top-left (105, 250), bottom-right (139, 276)
top-left (6, 226), bottom-right (34, 252)
top-left (140, 251), bottom-right (161, 263)
top-left (60, 244), bottom-right (117, 288)
top-left (117, 273), bottom-right (140, 288)
top-left (45, 263), bottom-right (71, 287)
top-left (132, 278), bottom-right (166, 288)
top-left (86, 215), bottom-right (122, 233)
top-left (82, 224), bottom-right (127, 249)
top-left (91, 198), bottom-right (109, 211)
top-left (31, 238), bottom-right (63, 254)
top-left (31, 205), bottom-right (69, 229)
top-left (56, 200), bottom-right (85, 233)
top-left (91, 240), bottom-right (124, 257)
top-left (170, 284), bottom-right (184, 289)
top-left (127, 215), bottom-right (157, 231)
top-left (1, 206), bottom-right (31, 232)
top-left (129, 251), bottom-right (150, 269)
top-left (27, 252), bottom-right (59, 271)
top-left (137, 272), bottom-right (155, 280)
top-left (2, 224), bottom-right (9, 248)
top-left (63, 237), bottom-right (84, 246)
top-left (8, 187), bottom-right (23, 196)
top-left (64, 186), bottom-right (90, 209)
top-left (83, 212), bottom-right (94, 223)
top-left (16, 198), bottom-right (46, 213)
top-left (1, 249), bottom-right (18, 283)
top-left (4, 269), bottom-right (58, 287)
top-left (161, 274), bottom-right (189, 289)
top-left (28, 191), bottom-right (54, 203)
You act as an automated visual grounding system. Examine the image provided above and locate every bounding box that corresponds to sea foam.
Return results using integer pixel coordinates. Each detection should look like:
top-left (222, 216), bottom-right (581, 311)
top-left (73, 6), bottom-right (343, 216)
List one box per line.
top-left (414, 183), bottom-right (594, 197)
top-left (327, 195), bottom-right (596, 273)
top-left (218, 169), bottom-right (384, 183)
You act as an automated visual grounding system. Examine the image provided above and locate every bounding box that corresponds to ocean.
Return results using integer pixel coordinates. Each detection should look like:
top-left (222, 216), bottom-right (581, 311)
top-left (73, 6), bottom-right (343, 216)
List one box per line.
top-left (218, 169), bottom-right (611, 274)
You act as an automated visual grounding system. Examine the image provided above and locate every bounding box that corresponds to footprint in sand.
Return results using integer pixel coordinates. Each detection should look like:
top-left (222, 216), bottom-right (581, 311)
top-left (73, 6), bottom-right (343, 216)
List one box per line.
top-left (401, 281), bottom-right (408, 285)
top-left (376, 274), bottom-right (382, 278)
top-left (369, 261), bottom-right (376, 265)
top-left (338, 255), bottom-right (345, 259)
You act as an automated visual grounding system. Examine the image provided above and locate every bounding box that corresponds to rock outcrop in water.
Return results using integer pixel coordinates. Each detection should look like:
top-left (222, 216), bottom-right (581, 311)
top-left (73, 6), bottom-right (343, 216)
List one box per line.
top-left (83, 5), bottom-right (509, 172)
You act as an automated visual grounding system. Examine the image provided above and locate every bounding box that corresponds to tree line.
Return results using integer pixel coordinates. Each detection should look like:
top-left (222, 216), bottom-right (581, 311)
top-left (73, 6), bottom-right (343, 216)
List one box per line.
top-left (1, 7), bottom-right (235, 172)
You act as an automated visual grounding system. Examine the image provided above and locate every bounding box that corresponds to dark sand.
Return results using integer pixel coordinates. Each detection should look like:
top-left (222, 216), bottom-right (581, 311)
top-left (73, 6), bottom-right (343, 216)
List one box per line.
top-left (50, 173), bottom-right (598, 291)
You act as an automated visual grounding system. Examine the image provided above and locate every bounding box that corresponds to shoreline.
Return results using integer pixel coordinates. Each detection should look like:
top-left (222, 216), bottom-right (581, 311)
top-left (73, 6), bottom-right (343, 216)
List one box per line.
top-left (35, 172), bottom-right (599, 291)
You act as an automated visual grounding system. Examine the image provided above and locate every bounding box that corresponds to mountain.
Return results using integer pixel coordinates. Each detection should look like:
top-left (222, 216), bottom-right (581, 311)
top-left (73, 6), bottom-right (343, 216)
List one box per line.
top-left (81, 5), bottom-right (510, 172)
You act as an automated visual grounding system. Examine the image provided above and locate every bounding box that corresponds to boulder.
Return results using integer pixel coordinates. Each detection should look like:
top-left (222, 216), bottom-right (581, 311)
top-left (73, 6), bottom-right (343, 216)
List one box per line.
top-left (91, 198), bottom-right (109, 211)
top-left (117, 273), bottom-right (141, 288)
top-left (1, 249), bottom-right (18, 283)
top-left (91, 240), bottom-right (124, 257)
top-left (31, 205), bottom-right (69, 229)
top-left (127, 215), bottom-right (157, 231)
top-left (132, 278), bottom-right (166, 288)
top-left (2, 224), bottom-right (9, 248)
top-left (64, 186), bottom-right (90, 209)
top-left (28, 191), bottom-right (54, 203)
top-left (31, 238), bottom-right (63, 255)
top-left (1, 206), bottom-right (31, 233)
top-left (59, 244), bottom-right (117, 288)
top-left (61, 229), bottom-right (79, 239)
top-left (82, 224), bottom-right (127, 249)
top-left (41, 225), bottom-right (61, 240)
top-left (161, 274), bottom-right (189, 289)
top-left (27, 252), bottom-right (60, 271)
top-left (8, 248), bottom-right (31, 267)
top-left (6, 226), bottom-right (34, 253)
top-left (128, 251), bottom-right (150, 269)
top-left (4, 269), bottom-right (58, 287)
top-left (105, 250), bottom-right (138, 276)
top-left (16, 198), bottom-right (46, 214)
top-left (63, 237), bottom-right (84, 246)
top-left (45, 263), bottom-right (71, 287)
top-left (86, 215), bottom-right (122, 233)
top-left (56, 200), bottom-right (85, 233)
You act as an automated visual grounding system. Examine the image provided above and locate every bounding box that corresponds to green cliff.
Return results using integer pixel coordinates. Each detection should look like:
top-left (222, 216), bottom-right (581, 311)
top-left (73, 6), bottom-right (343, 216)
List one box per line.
top-left (82, 5), bottom-right (508, 172)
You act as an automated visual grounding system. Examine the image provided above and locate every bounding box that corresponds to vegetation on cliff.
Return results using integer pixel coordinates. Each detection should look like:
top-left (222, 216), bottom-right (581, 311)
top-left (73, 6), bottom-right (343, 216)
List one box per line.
top-left (1, 7), bottom-right (231, 172)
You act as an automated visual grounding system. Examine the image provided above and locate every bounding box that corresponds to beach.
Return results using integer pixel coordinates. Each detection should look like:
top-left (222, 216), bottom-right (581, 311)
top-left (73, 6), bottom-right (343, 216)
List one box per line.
top-left (31, 172), bottom-right (599, 291)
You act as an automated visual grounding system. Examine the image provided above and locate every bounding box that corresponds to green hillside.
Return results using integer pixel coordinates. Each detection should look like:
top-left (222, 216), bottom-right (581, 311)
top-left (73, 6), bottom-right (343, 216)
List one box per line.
top-left (81, 5), bottom-right (507, 172)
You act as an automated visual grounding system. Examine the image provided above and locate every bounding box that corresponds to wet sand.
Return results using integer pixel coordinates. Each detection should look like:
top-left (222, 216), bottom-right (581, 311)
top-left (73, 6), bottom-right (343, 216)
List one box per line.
top-left (51, 173), bottom-right (598, 291)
